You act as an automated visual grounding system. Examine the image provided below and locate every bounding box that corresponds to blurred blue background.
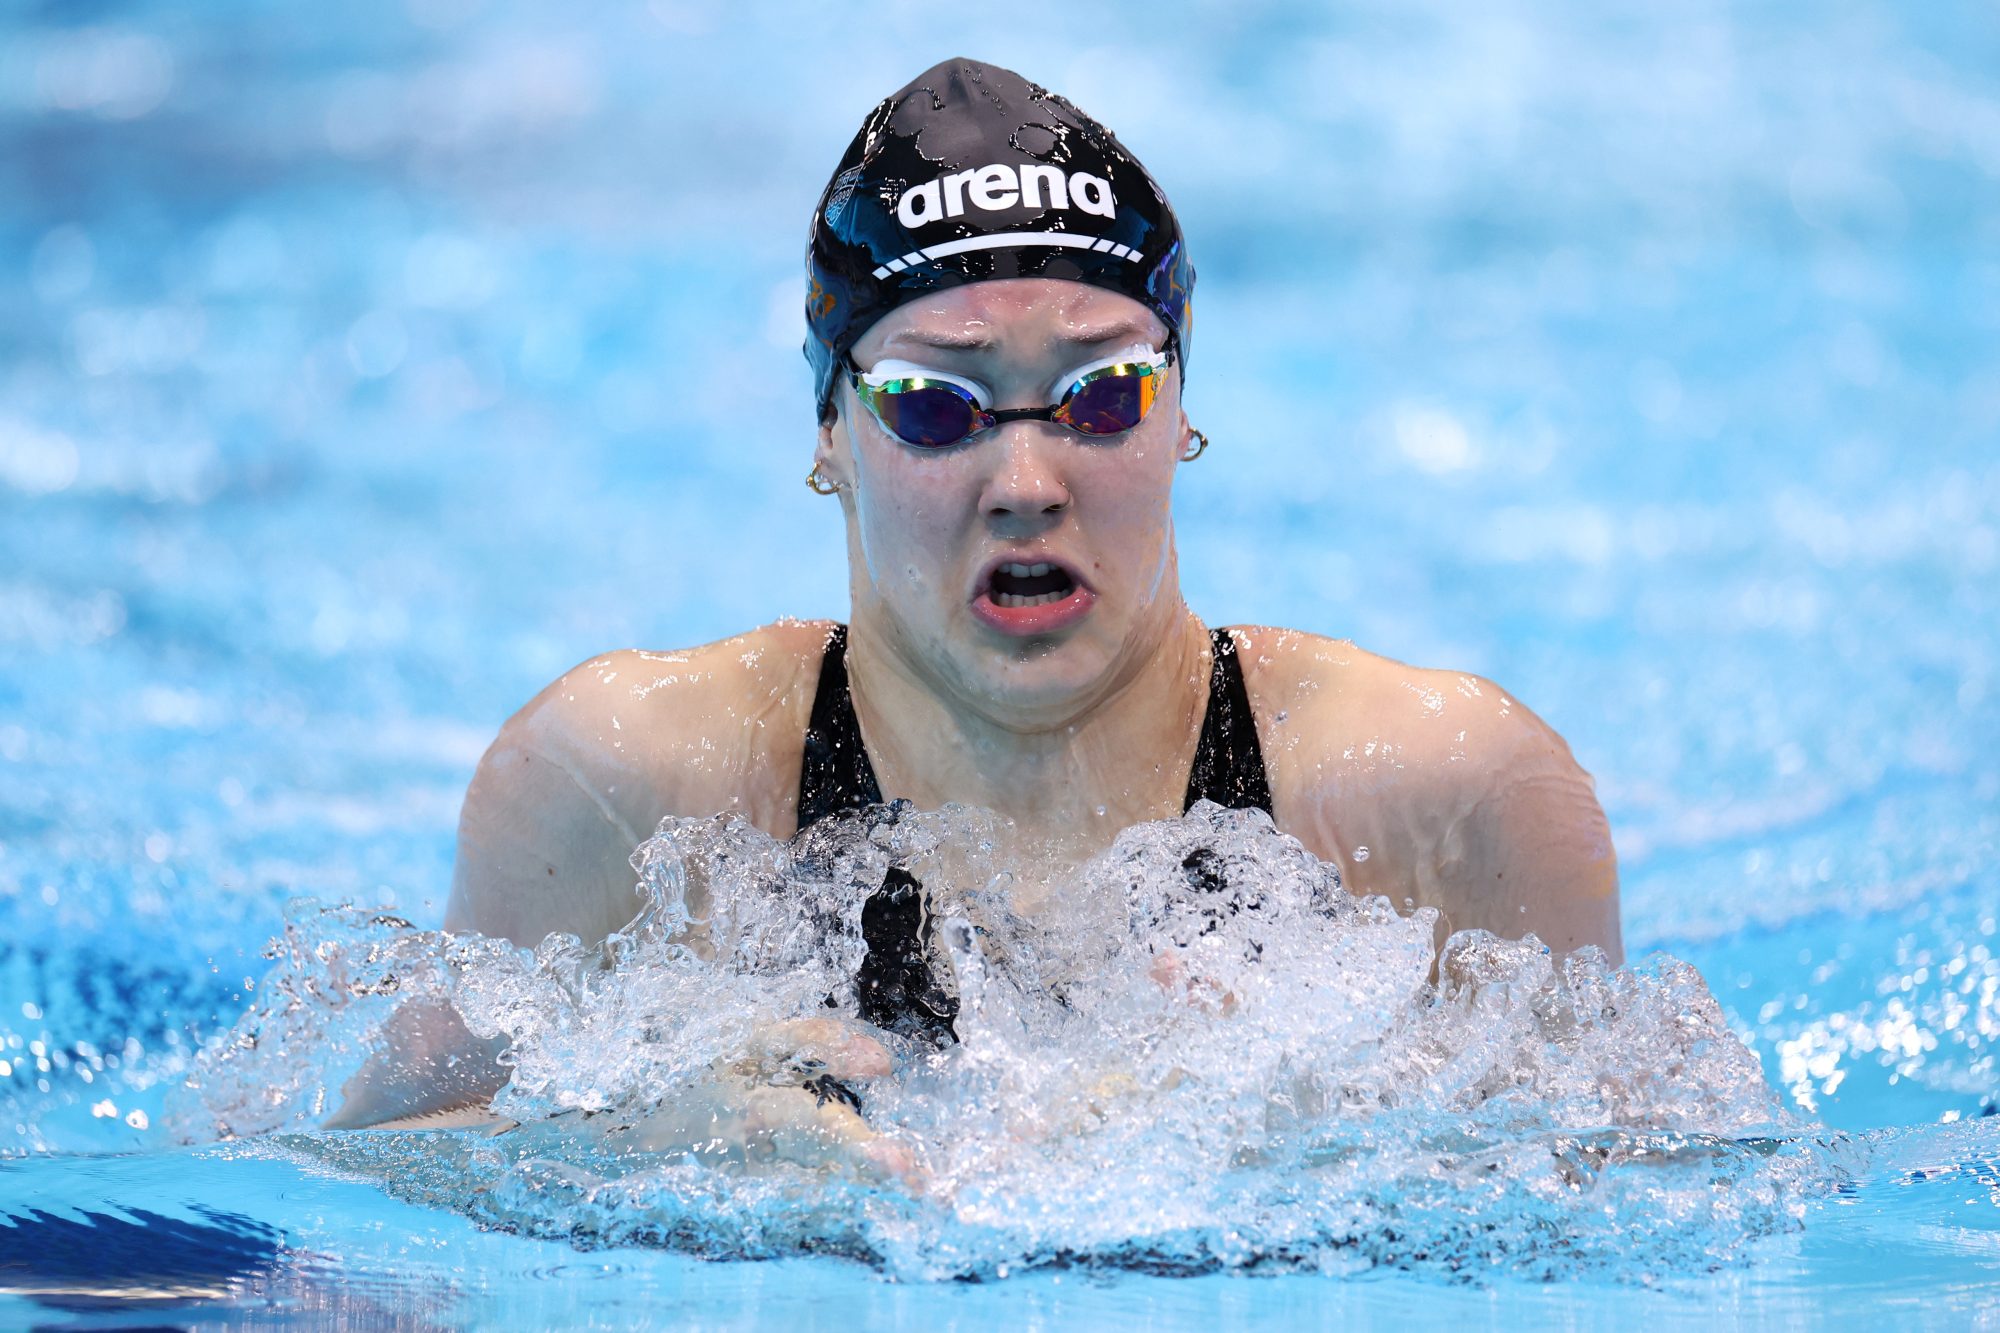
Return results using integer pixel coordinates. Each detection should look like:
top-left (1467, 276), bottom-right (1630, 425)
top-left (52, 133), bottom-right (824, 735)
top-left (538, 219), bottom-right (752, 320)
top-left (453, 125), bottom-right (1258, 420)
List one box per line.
top-left (1, 0), bottom-right (1996, 1149)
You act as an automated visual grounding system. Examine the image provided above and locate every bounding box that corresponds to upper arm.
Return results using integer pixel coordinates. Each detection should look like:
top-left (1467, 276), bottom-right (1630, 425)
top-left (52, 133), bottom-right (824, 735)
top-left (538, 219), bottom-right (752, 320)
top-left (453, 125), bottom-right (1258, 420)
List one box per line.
top-left (1430, 688), bottom-right (1622, 963)
top-left (443, 663), bottom-right (654, 949)
top-left (331, 665), bottom-right (650, 1128)
top-left (336, 662), bottom-right (663, 1129)
top-left (1249, 635), bottom-right (1622, 965)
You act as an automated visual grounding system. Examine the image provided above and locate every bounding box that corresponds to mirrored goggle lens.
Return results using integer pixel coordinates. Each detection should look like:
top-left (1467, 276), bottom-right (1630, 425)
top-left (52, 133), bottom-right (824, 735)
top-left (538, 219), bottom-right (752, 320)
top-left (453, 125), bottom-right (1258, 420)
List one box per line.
top-left (1057, 366), bottom-right (1162, 435)
top-left (868, 380), bottom-right (980, 447)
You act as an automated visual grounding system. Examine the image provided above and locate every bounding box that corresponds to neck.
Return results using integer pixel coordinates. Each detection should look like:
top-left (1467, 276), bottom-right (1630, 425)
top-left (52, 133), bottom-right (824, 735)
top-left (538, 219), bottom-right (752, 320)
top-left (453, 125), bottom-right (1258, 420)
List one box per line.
top-left (842, 598), bottom-right (1213, 852)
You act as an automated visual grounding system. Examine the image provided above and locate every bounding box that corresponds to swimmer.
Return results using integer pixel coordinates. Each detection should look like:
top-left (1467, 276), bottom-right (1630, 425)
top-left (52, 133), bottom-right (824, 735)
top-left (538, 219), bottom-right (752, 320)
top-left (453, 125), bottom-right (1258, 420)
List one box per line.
top-left (329, 58), bottom-right (1621, 1169)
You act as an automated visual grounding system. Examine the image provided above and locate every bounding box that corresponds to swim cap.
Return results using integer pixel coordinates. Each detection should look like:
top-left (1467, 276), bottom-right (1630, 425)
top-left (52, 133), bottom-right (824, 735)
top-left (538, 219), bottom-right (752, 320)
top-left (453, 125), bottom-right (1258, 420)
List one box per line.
top-left (805, 57), bottom-right (1195, 423)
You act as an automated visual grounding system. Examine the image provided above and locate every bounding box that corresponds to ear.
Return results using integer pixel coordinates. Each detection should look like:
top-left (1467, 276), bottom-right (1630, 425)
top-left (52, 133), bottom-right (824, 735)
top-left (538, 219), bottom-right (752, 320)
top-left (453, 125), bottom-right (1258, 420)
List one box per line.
top-left (814, 409), bottom-right (855, 491)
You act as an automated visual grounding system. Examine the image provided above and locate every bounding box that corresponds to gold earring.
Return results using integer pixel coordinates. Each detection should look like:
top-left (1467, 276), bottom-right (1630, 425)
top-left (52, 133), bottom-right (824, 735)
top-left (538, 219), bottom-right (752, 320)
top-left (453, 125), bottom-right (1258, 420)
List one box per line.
top-left (805, 463), bottom-right (840, 495)
top-left (1180, 428), bottom-right (1210, 462)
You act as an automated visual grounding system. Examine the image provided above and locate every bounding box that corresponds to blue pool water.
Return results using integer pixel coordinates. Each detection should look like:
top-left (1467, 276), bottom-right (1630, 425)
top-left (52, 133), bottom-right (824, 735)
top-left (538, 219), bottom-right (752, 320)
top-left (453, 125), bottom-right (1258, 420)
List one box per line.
top-left (3, 0), bottom-right (1998, 1325)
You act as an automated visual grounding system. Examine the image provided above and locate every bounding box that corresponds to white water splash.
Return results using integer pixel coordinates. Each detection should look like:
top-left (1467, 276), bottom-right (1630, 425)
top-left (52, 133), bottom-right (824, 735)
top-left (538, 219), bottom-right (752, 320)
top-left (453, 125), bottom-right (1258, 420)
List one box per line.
top-left (172, 803), bottom-right (1833, 1280)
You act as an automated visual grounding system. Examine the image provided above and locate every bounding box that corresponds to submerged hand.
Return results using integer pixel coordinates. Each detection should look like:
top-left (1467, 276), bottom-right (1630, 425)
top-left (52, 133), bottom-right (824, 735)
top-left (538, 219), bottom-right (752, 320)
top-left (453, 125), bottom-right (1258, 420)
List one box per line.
top-left (324, 997), bottom-right (511, 1130)
top-left (1149, 947), bottom-right (1238, 1015)
top-left (729, 1015), bottom-right (896, 1083)
top-left (606, 1016), bottom-right (924, 1189)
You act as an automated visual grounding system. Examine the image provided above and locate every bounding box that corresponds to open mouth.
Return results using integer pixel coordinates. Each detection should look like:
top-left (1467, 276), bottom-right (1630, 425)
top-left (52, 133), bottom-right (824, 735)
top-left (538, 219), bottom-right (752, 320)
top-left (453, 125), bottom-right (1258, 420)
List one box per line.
top-left (970, 556), bottom-right (1095, 636)
top-left (986, 561), bottom-right (1079, 608)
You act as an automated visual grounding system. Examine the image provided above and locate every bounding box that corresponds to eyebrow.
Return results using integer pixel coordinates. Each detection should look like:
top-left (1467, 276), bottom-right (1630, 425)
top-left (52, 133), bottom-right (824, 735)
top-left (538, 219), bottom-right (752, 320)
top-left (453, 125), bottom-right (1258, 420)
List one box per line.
top-left (883, 320), bottom-right (1154, 356)
top-left (1063, 320), bottom-right (1154, 348)
top-left (881, 329), bottom-right (997, 353)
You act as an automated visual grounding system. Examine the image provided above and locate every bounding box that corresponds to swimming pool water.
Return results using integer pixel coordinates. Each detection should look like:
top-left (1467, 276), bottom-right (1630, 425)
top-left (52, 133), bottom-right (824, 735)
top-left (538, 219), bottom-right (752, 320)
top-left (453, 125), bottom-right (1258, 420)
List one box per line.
top-left (3, 0), bottom-right (1998, 1325)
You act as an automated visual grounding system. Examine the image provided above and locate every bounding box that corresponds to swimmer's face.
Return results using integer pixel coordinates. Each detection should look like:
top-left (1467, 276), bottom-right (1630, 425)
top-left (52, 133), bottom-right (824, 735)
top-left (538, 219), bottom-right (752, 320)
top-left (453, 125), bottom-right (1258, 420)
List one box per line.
top-left (817, 278), bottom-right (1194, 724)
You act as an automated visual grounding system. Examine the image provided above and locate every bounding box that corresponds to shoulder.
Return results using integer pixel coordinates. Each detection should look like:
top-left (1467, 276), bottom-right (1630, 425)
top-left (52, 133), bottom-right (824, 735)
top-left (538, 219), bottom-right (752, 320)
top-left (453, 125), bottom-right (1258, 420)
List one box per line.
top-left (445, 620), bottom-right (838, 944)
top-left (1228, 624), bottom-right (1620, 960)
top-left (506, 619), bottom-right (835, 770)
top-left (520, 619), bottom-right (837, 726)
top-left (501, 617), bottom-right (841, 826)
top-left (1225, 624), bottom-right (1542, 772)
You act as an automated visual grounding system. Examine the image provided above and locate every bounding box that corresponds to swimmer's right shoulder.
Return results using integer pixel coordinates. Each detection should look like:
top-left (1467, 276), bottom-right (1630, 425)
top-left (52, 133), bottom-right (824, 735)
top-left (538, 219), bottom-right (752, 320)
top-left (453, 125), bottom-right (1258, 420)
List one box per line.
top-left (446, 621), bottom-right (838, 946)
top-left (502, 618), bottom-right (839, 825)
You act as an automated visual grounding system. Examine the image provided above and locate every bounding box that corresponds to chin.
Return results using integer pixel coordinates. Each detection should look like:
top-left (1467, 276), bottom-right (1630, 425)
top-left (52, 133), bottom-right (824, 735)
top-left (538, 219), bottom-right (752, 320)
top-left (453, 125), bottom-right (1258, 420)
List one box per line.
top-left (954, 617), bottom-right (1128, 721)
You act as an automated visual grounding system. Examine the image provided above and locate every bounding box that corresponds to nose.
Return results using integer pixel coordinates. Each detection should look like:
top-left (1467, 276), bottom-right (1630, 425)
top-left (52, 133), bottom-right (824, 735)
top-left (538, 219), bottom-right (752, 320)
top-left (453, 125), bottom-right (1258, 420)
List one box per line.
top-left (977, 427), bottom-right (1071, 525)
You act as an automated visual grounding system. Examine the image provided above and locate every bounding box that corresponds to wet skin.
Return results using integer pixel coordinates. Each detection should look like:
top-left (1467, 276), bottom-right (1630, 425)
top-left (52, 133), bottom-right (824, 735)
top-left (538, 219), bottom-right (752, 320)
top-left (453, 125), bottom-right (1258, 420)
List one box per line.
top-left (341, 279), bottom-right (1622, 1164)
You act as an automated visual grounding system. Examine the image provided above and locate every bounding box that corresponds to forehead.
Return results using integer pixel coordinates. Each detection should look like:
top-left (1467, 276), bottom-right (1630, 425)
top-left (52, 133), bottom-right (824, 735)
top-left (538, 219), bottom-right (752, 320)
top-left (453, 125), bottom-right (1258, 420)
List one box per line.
top-left (854, 278), bottom-right (1167, 358)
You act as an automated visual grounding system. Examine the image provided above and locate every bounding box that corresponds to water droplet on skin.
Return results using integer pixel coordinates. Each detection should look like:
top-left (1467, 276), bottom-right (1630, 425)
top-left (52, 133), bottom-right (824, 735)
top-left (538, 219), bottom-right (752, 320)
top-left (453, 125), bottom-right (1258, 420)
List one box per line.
top-left (1353, 846), bottom-right (1370, 862)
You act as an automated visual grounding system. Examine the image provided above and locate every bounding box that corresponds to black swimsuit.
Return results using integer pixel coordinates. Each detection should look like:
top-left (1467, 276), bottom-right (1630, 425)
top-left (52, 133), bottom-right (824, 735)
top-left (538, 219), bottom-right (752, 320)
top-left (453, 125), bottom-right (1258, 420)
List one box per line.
top-left (797, 624), bottom-right (1271, 1044)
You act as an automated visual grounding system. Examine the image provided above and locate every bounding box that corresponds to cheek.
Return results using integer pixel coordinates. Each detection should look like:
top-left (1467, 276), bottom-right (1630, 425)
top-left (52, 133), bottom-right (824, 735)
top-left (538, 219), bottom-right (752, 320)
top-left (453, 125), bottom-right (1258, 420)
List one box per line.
top-left (1072, 431), bottom-right (1178, 596)
top-left (850, 440), bottom-right (973, 596)
top-left (1083, 430), bottom-right (1179, 532)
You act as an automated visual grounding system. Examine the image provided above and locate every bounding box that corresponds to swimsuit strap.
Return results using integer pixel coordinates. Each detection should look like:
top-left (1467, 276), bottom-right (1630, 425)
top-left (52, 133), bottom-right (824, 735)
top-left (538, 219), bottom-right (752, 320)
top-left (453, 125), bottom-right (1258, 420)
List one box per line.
top-left (799, 623), bottom-right (1273, 833)
top-left (1182, 628), bottom-right (1274, 814)
top-left (797, 623), bottom-right (885, 833)
top-left (797, 626), bottom-right (956, 1045)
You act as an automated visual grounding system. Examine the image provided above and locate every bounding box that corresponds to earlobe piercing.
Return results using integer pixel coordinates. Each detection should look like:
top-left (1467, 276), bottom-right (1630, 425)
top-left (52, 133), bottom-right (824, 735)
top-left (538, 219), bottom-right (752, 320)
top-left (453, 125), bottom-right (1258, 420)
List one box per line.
top-left (806, 463), bottom-right (841, 495)
top-left (1180, 428), bottom-right (1210, 462)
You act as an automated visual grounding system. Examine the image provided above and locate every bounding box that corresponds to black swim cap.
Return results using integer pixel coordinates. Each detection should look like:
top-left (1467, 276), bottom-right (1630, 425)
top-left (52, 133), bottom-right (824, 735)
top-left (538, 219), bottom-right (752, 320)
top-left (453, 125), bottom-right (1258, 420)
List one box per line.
top-left (805, 57), bottom-right (1195, 423)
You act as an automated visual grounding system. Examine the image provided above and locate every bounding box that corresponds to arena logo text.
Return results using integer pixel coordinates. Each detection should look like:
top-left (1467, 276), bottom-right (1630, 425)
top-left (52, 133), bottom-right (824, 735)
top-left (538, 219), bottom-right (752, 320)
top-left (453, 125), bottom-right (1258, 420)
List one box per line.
top-left (896, 163), bottom-right (1117, 229)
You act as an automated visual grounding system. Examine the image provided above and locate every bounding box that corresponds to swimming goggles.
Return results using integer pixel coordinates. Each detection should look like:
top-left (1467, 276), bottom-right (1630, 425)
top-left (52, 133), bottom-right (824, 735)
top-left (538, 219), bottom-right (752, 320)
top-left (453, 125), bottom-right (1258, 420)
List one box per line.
top-left (848, 346), bottom-right (1172, 448)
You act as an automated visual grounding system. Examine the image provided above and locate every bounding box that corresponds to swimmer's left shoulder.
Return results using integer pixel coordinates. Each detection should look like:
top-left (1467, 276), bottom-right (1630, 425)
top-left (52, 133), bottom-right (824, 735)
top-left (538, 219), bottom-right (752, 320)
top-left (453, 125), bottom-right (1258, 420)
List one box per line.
top-left (1224, 623), bottom-right (1560, 763)
top-left (1226, 624), bottom-right (1596, 853)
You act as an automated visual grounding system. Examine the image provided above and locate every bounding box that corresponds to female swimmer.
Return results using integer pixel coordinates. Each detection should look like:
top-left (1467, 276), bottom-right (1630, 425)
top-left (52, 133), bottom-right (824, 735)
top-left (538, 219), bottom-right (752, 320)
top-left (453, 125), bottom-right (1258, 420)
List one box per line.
top-left (332, 59), bottom-right (1620, 1171)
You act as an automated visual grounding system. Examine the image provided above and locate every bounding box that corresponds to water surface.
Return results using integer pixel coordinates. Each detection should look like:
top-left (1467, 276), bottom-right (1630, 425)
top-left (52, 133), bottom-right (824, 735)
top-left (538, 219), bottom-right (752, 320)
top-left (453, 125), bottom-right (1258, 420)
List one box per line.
top-left (2, 0), bottom-right (1997, 1325)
